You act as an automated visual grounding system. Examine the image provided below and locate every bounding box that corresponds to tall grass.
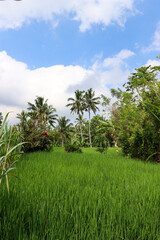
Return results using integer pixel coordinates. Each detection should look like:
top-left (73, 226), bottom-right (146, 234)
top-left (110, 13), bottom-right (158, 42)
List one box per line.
top-left (1, 147), bottom-right (160, 239)
top-left (0, 113), bottom-right (24, 193)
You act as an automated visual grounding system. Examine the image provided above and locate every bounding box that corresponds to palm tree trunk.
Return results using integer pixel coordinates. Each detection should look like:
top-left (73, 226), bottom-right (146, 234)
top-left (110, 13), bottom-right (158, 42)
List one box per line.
top-left (79, 118), bottom-right (83, 143)
top-left (88, 110), bottom-right (92, 147)
top-left (62, 135), bottom-right (64, 147)
top-left (80, 125), bottom-right (83, 142)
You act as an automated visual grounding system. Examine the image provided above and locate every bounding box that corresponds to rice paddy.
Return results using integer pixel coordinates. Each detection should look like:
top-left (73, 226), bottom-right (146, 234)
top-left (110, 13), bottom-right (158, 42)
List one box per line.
top-left (1, 147), bottom-right (160, 239)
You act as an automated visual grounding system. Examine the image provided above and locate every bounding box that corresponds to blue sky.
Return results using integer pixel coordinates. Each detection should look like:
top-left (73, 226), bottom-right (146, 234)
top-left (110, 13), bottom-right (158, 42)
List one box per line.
top-left (0, 0), bottom-right (160, 123)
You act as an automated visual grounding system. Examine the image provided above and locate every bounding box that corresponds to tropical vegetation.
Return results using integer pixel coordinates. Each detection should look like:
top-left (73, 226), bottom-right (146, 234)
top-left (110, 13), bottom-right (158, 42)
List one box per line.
top-left (110, 64), bottom-right (160, 160)
top-left (1, 57), bottom-right (160, 239)
top-left (0, 113), bottom-right (24, 193)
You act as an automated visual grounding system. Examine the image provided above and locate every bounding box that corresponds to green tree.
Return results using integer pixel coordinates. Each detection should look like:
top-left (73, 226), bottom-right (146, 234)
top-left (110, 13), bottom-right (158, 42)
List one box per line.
top-left (66, 90), bottom-right (85, 142)
top-left (17, 110), bottom-right (28, 132)
top-left (110, 63), bottom-right (160, 160)
top-left (101, 94), bottom-right (111, 118)
top-left (126, 65), bottom-right (160, 159)
top-left (28, 96), bottom-right (57, 128)
top-left (84, 88), bottom-right (100, 147)
top-left (90, 115), bottom-right (105, 146)
top-left (17, 98), bottom-right (56, 152)
top-left (57, 116), bottom-right (73, 147)
top-left (74, 114), bottom-right (86, 144)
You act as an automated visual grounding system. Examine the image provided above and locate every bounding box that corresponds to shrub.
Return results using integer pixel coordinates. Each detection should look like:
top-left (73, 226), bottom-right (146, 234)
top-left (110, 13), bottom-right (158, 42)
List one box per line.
top-left (96, 147), bottom-right (107, 154)
top-left (23, 129), bottom-right (54, 152)
top-left (65, 143), bottom-right (82, 153)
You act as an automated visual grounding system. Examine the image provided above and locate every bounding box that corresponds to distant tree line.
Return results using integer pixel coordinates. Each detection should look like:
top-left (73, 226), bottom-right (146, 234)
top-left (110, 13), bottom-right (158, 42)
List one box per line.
top-left (1, 56), bottom-right (160, 161)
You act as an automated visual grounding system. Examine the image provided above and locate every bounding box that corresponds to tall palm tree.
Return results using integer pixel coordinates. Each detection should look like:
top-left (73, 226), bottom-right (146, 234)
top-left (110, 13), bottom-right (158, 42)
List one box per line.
top-left (66, 90), bottom-right (84, 141)
top-left (27, 96), bottom-right (58, 128)
top-left (84, 88), bottom-right (100, 147)
top-left (57, 116), bottom-right (73, 147)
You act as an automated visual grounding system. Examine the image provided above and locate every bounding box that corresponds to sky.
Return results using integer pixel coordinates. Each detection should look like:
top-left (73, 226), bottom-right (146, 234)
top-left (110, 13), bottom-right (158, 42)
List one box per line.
top-left (0, 0), bottom-right (160, 124)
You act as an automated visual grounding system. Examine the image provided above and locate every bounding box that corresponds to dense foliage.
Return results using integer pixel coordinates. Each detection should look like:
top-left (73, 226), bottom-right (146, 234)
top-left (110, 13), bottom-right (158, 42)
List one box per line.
top-left (65, 143), bottom-right (82, 153)
top-left (110, 64), bottom-right (160, 161)
top-left (17, 97), bottom-right (56, 152)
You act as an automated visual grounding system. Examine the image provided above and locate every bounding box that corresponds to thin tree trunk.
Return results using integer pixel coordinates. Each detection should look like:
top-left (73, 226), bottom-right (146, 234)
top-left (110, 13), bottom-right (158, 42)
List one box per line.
top-left (62, 135), bottom-right (64, 147)
top-left (115, 139), bottom-right (118, 155)
top-left (156, 128), bottom-right (160, 162)
top-left (78, 113), bottom-right (83, 143)
top-left (88, 110), bottom-right (92, 148)
top-left (80, 125), bottom-right (83, 142)
top-left (80, 120), bottom-right (83, 142)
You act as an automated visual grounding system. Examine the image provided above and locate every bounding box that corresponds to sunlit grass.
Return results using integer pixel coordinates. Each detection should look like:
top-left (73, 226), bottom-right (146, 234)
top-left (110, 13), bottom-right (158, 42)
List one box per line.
top-left (1, 147), bottom-right (160, 239)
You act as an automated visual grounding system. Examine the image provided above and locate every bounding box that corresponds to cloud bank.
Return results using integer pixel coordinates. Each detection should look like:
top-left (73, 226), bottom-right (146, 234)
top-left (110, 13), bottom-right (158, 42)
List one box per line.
top-left (0, 50), bottom-right (134, 123)
top-left (0, 0), bottom-right (136, 31)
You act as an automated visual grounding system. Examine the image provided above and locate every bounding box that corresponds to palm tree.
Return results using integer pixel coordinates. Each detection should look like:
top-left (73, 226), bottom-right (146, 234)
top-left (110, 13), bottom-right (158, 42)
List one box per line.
top-left (74, 114), bottom-right (85, 140)
top-left (84, 88), bottom-right (100, 147)
top-left (27, 96), bottom-right (58, 128)
top-left (57, 116), bottom-right (73, 147)
top-left (17, 110), bottom-right (28, 131)
top-left (66, 90), bottom-right (84, 142)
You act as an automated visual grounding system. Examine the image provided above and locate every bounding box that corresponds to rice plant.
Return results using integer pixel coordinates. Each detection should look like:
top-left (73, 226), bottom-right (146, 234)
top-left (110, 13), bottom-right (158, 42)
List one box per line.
top-left (1, 147), bottom-right (160, 239)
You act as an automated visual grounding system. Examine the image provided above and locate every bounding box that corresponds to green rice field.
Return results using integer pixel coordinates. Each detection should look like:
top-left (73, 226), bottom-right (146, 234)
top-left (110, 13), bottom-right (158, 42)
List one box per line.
top-left (1, 147), bottom-right (160, 239)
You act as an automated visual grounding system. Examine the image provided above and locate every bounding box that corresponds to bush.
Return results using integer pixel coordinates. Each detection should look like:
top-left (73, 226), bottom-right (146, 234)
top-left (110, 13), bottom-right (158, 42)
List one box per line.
top-left (96, 147), bottom-right (107, 154)
top-left (23, 129), bottom-right (54, 152)
top-left (65, 144), bottom-right (82, 153)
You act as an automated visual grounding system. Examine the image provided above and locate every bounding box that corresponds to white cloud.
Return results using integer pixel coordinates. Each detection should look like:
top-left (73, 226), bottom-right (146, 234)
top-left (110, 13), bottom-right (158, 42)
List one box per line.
top-left (66, 49), bottom-right (134, 93)
top-left (145, 59), bottom-right (160, 67)
top-left (0, 50), bottom-right (134, 123)
top-left (0, 0), bottom-right (136, 31)
top-left (143, 22), bottom-right (160, 52)
top-left (116, 49), bottom-right (135, 59)
top-left (103, 49), bottom-right (134, 68)
top-left (0, 51), bottom-right (88, 123)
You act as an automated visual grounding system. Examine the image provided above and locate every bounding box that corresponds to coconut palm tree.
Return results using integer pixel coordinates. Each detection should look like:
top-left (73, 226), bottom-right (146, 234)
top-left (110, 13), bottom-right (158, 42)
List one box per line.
top-left (66, 90), bottom-right (85, 141)
top-left (74, 114), bottom-right (85, 140)
top-left (84, 88), bottom-right (100, 147)
top-left (17, 110), bottom-right (28, 131)
top-left (27, 96), bottom-right (58, 128)
top-left (57, 116), bottom-right (73, 147)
